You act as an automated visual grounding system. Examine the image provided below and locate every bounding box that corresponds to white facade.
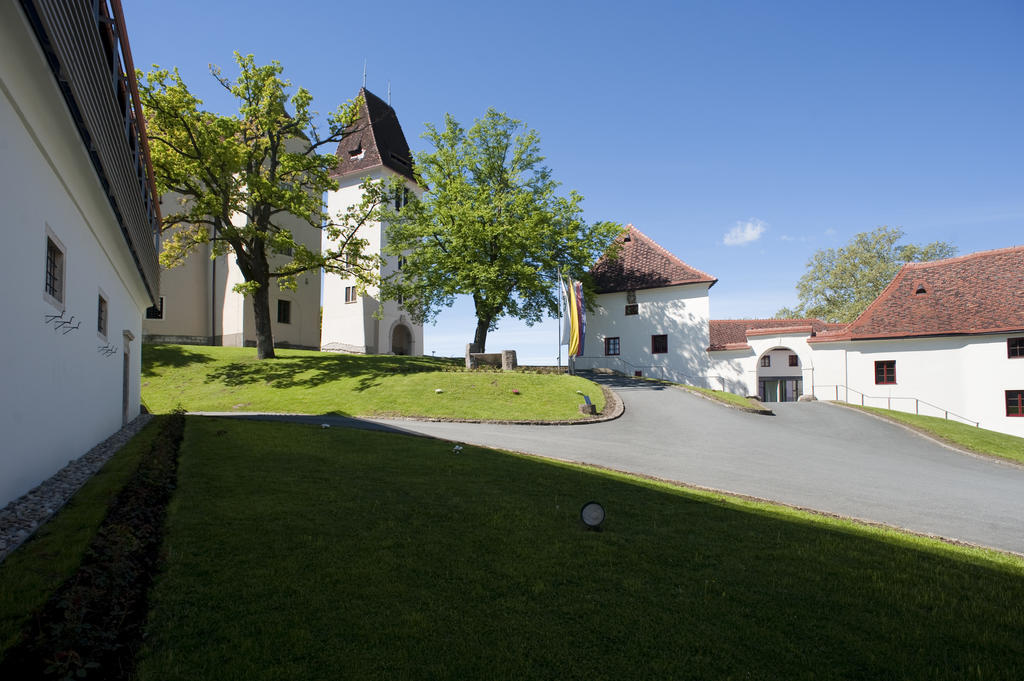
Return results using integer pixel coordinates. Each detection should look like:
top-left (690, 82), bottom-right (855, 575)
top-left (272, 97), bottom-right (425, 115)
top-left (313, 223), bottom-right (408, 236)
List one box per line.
top-left (574, 284), bottom-right (713, 385)
top-left (0, 3), bottom-right (156, 507)
top-left (708, 331), bottom-right (817, 401)
top-left (809, 334), bottom-right (1024, 438)
top-left (321, 167), bottom-right (424, 355)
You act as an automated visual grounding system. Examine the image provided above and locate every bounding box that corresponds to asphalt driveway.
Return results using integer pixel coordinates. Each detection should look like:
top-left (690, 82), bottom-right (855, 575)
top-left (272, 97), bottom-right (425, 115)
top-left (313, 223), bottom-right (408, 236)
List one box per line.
top-left (354, 375), bottom-right (1024, 554)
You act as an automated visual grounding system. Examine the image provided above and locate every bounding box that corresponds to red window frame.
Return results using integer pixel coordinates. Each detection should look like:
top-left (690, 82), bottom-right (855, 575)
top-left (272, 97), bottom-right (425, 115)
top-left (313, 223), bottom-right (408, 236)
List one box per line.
top-left (875, 360), bottom-right (896, 385)
top-left (788, 354), bottom-right (798, 367)
top-left (1007, 390), bottom-right (1024, 417)
top-left (651, 334), bottom-right (668, 354)
top-left (760, 355), bottom-right (771, 367)
top-left (604, 337), bottom-right (620, 356)
top-left (1009, 338), bottom-right (1024, 358)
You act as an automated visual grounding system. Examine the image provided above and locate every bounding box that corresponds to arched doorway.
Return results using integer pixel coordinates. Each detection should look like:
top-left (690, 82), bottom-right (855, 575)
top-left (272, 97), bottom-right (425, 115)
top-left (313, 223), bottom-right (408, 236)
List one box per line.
top-left (391, 323), bottom-right (413, 356)
top-left (757, 347), bottom-right (803, 402)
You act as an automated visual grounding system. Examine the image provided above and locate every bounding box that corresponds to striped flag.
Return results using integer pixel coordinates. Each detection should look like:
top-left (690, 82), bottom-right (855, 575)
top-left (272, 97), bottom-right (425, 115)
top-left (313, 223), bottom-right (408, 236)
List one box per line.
top-left (567, 278), bottom-right (586, 357)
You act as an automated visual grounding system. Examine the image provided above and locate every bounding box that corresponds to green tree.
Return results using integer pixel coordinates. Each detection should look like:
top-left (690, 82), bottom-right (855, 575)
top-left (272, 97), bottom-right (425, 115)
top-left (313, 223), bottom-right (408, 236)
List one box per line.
top-left (382, 110), bottom-right (622, 351)
top-left (139, 53), bottom-right (388, 359)
top-left (777, 226), bottom-right (958, 323)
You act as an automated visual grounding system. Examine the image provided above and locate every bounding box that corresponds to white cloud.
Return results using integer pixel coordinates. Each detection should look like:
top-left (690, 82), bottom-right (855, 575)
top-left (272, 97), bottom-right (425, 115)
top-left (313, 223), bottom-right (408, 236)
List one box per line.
top-left (723, 219), bottom-right (767, 246)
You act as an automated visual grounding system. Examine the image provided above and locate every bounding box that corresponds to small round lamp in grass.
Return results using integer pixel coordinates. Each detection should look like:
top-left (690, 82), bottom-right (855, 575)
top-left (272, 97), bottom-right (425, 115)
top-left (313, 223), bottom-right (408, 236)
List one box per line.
top-left (580, 501), bottom-right (605, 531)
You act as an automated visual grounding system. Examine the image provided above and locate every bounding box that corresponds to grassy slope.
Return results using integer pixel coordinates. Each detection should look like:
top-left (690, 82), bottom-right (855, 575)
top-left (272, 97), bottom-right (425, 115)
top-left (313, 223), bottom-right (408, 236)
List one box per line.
top-left (137, 418), bottom-right (1024, 681)
top-left (681, 384), bottom-right (764, 410)
top-left (142, 345), bottom-right (604, 420)
top-left (0, 418), bottom-right (162, 657)
top-left (853, 406), bottom-right (1024, 465)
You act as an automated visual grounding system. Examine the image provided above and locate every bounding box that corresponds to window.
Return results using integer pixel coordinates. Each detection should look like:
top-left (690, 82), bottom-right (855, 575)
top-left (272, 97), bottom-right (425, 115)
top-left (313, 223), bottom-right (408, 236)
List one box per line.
top-left (1007, 390), bottom-right (1024, 417)
top-left (396, 293), bottom-right (405, 307)
top-left (145, 297), bottom-right (165, 320)
top-left (651, 334), bottom-right (667, 354)
top-left (788, 354), bottom-right (798, 367)
top-left (397, 255), bottom-right (407, 270)
top-left (44, 236), bottom-right (65, 306)
top-left (97, 294), bottom-right (108, 337)
top-left (875, 360), bottom-right (896, 385)
top-left (760, 355), bottom-right (771, 368)
top-left (624, 304), bottom-right (638, 316)
top-left (277, 299), bottom-right (291, 324)
top-left (604, 337), bottom-right (620, 356)
top-left (1009, 338), bottom-right (1024, 358)
top-left (345, 286), bottom-right (357, 303)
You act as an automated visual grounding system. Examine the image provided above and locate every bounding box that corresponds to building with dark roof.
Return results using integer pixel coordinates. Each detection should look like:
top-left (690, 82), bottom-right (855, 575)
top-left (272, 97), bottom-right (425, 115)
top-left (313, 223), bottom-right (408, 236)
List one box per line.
top-left (322, 88), bottom-right (423, 356)
top-left (1, 0), bottom-right (161, 507)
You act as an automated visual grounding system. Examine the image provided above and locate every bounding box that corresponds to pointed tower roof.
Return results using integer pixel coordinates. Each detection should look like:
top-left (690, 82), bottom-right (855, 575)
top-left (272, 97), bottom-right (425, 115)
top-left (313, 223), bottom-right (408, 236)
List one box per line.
top-left (332, 88), bottom-right (416, 182)
top-left (589, 224), bottom-right (717, 293)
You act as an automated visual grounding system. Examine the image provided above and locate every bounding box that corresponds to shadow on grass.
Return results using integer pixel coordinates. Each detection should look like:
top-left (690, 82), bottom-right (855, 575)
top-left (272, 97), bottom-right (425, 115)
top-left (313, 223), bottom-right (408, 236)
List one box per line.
top-left (142, 345), bottom-right (215, 377)
top-left (203, 353), bottom-right (459, 392)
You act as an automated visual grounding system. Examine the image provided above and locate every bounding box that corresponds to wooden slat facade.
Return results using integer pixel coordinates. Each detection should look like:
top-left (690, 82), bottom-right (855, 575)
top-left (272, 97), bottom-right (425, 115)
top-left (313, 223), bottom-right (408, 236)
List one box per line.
top-left (20, 0), bottom-right (160, 304)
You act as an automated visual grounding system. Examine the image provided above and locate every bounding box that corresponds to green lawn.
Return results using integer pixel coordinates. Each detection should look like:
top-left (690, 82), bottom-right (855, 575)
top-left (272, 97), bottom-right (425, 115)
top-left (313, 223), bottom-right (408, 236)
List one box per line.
top-left (142, 344), bottom-right (604, 420)
top-left (135, 418), bottom-right (1024, 681)
top-left (681, 384), bottom-right (765, 410)
top-left (853, 406), bottom-right (1024, 465)
top-left (0, 418), bottom-right (163, 658)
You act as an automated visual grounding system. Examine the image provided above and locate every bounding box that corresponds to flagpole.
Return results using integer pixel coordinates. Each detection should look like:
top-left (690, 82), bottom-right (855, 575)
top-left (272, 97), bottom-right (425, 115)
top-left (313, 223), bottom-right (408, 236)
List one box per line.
top-left (557, 270), bottom-right (563, 372)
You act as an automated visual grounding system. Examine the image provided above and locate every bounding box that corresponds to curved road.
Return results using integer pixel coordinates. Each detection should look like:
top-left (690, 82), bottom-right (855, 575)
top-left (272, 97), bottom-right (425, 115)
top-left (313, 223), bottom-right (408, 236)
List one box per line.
top-left (213, 375), bottom-right (1024, 554)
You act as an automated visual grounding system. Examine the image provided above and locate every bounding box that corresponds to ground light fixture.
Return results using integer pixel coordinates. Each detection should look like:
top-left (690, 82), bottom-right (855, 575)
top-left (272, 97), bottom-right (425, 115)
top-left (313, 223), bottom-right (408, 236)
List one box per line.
top-left (580, 501), bottom-right (605, 530)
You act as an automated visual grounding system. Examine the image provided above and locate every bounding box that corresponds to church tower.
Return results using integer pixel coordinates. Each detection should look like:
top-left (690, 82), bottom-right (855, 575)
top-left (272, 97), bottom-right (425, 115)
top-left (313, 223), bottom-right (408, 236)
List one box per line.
top-left (321, 88), bottom-right (424, 355)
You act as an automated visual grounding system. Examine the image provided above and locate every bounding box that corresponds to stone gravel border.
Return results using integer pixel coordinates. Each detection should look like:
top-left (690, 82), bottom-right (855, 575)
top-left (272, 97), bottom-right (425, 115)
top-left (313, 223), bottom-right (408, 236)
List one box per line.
top-left (0, 414), bottom-right (153, 564)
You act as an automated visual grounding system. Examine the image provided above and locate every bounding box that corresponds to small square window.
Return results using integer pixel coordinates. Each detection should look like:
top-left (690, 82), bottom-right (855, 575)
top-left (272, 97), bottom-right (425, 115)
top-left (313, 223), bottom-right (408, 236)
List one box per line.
top-left (652, 334), bottom-right (667, 354)
top-left (1009, 338), bottom-right (1024, 358)
top-left (97, 294), bottom-right (108, 337)
top-left (44, 236), bottom-right (65, 306)
top-left (345, 286), bottom-right (357, 303)
top-left (277, 299), bottom-right (291, 324)
top-left (1007, 390), bottom-right (1024, 417)
top-left (875, 360), bottom-right (896, 385)
top-left (788, 354), bottom-right (798, 367)
top-left (624, 304), bottom-right (638, 316)
top-left (145, 297), bottom-right (165, 320)
top-left (605, 337), bottom-right (620, 356)
top-left (760, 355), bottom-right (771, 368)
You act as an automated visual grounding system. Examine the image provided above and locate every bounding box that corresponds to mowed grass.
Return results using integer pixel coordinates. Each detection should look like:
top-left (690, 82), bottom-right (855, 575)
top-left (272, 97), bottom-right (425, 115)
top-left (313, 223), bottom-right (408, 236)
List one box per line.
top-left (854, 406), bottom-right (1024, 465)
top-left (681, 384), bottom-right (765, 410)
top-left (142, 344), bottom-right (604, 420)
top-left (136, 418), bottom-right (1024, 681)
top-left (0, 418), bottom-right (163, 658)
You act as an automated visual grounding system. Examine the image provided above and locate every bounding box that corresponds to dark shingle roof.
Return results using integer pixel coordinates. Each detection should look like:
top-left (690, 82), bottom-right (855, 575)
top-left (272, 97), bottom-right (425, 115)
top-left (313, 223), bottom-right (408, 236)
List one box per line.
top-left (590, 224), bottom-right (717, 293)
top-left (331, 88), bottom-right (416, 182)
top-left (810, 246), bottom-right (1024, 343)
top-left (708, 319), bottom-right (840, 351)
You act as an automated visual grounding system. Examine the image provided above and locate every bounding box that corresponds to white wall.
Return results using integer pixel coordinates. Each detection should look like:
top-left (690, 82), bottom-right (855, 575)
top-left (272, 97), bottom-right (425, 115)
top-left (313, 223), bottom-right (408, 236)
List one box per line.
top-left (322, 167), bottom-right (423, 354)
top-left (0, 4), bottom-right (150, 506)
top-left (810, 334), bottom-right (1024, 437)
top-left (708, 332), bottom-right (817, 398)
top-left (574, 284), bottom-right (712, 385)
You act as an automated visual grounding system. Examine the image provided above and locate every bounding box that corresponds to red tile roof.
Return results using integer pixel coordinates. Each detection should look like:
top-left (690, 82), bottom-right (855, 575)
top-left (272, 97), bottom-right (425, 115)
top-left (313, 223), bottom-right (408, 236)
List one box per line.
top-left (810, 245), bottom-right (1024, 342)
top-left (708, 318), bottom-right (841, 351)
top-left (332, 88), bottom-right (416, 182)
top-left (590, 225), bottom-right (717, 293)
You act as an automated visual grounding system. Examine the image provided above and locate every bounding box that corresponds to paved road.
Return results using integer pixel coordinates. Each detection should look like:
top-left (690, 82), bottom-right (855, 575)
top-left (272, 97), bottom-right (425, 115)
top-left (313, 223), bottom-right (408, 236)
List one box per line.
top-left (207, 376), bottom-right (1024, 554)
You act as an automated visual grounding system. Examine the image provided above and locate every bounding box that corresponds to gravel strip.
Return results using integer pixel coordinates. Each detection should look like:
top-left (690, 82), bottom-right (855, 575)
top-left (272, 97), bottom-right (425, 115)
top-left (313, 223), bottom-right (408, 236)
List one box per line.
top-left (0, 414), bottom-right (153, 564)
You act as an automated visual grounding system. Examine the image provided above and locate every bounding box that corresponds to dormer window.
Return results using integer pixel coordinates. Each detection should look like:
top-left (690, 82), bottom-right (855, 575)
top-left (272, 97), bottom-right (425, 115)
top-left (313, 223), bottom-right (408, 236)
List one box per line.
top-left (349, 145), bottom-right (364, 160)
top-left (913, 281), bottom-right (927, 295)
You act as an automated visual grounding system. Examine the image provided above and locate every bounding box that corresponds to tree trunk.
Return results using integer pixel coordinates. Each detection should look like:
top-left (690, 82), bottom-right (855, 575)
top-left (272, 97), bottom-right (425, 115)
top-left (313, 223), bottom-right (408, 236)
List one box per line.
top-left (251, 282), bottom-right (276, 359)
top-left (473, 316), bottom-right (490, 353)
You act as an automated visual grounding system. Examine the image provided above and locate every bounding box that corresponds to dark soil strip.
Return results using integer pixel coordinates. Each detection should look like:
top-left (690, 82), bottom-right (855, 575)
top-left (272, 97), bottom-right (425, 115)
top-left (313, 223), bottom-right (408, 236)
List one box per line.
top-left (0, 413), bottom-right (184, 680)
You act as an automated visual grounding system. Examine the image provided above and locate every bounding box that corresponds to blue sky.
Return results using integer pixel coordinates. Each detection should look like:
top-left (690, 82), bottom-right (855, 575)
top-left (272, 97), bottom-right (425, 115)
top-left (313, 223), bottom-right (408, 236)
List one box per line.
top-left (124, 0), bottom-right (1023, 363)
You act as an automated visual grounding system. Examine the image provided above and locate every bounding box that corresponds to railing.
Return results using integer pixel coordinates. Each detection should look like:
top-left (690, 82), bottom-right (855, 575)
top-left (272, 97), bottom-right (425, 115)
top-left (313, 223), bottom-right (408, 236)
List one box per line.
top-left (813, 384), bottom-right (979, 427)
top-left (573, 355), bottom-right (703, 386)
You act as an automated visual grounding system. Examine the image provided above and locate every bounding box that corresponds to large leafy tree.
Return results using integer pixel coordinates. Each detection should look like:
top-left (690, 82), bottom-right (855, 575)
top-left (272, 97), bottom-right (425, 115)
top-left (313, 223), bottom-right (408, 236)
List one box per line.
top-left (139, 53), bottom-right (388, 359)
top-left (777, 226), bottom-right (958, 323)
top-left (382, 110), bottom-right (621, 351)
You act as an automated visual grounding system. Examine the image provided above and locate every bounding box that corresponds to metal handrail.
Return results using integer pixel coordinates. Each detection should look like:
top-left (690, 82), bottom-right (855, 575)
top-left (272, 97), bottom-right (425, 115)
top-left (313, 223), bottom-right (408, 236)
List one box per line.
top-left (814, 384), bottom-right (979, 427)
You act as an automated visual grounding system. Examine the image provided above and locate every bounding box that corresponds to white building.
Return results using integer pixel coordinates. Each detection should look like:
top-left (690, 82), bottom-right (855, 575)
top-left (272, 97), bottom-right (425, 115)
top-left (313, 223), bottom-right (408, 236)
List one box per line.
top-left (141, 183), bottom-right (322, 350)
top-left (321, 88), bottom-right (423, 355)
top-left (1, 1), bottom-right (161, 507)
top-left (580, 228), bottom-right (1024, 439)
